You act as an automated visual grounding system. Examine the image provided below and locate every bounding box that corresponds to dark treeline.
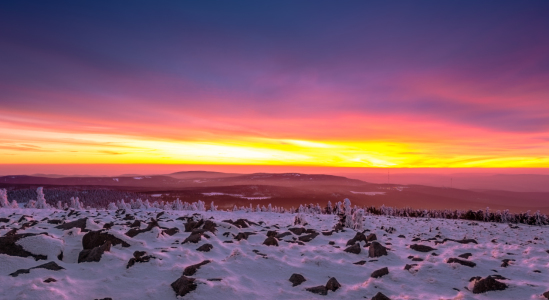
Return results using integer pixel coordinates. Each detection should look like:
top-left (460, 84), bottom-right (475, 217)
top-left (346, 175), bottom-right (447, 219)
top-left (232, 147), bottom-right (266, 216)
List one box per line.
top-left (7, 188), bottom-right (155, 208)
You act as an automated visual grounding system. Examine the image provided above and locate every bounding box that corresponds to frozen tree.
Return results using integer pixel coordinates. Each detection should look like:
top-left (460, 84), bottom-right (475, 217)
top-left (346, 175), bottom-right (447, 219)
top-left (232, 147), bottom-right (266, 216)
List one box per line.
top-left (196, 200), bottom-right (206, 211)
top-left (57, 201), bottom-right (63, 210)
top-left (256, 204), bottom-right (261, 213)
top-left (352, 209), bottom-right (365, 231)
top-left (210, 201), bottom-right (217, 211)
top-left (343, 198), bottom-right (353, 228)
top-left (11, 200), bottom-right (19, 208)
top-left (267, 203), bottom-right (272, 212)
top-left (294, 212), bottom-right (307, 225)
top-left (326, 201), bottom-right (333, 214)
top-left (107, 202), bottom-right (118, 210)
top-left (35, 187), bottom-right (49, 209)
top-left (25, 200), bottom-right (37, 208)
top-left (0, 189), bottom-right (9, 208)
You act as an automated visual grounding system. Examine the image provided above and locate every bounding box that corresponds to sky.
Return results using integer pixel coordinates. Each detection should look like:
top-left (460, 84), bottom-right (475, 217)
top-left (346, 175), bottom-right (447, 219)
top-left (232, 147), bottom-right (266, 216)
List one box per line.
top-left (1, 1), bottom-right (549, 173)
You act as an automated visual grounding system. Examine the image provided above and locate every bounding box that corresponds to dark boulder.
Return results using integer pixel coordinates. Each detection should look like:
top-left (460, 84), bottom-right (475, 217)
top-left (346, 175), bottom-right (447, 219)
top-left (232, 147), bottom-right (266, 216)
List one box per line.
top-left (263, 237), bottom-right (279, 246)
top-left (183, 260), bottom-right (211, 276)
top-left (44, 277), bottom-right (57, 283)
top-left (298, 233), bottom-right (319, 242)
top-left (0, 233), bottom-right (47, 260)
top-left (183, 233), bottom-right (202, 244)
top-left (82, 230), bottom-right (130, 249)
top-left (163, 227), bottom-right (179, 236)
top-left (353, 232), bottom-right (367, 242)
top-left (326, 277), bottom-right (341, 291)
top-left (458, 253), bottom-right (472, 259)
top-left (369, 242), bottom-right (388, 258)
top-left (55, 218), bottom-right (88, 230)
top-left (126, 251), bottom-right (153, 268)
top-left (372, 292), bottom-right (391, 300)
top-left (410, 244), bottom-right (436, 252)
top-left (472, 276), bottom-right (507, 294)
top-left (371, 267), bottom-right (389, 278)
top-left (78, 241), bottom-right (111, 263)
top-left (9, 261), bottom-right (65, 277)
top-left (288, 227), bottom-right (306, 235)
top-left (306, 285), bottom-right (328, 295)
top-left (196, 243), bottom-right (213, 252)
top-left (344, 243), bottom-right (361, 254)
top-left (447, 257), bottom-right (476, 267)
top-left (289, 273), bottom-right (306, 286)
top-left (366, 233), bottom-right (377, 241)
top-left (171, 276), bottom-right (197, 297)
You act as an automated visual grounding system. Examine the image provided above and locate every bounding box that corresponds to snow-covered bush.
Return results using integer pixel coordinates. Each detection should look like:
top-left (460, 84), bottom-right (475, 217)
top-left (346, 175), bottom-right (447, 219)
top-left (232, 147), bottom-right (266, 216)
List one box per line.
top-left (352, 208), bottom-right (364, 231)
top-left (107, 202), bottom-right (117, 210)
top-left (0, 189), bottom-right (9, 208)
top-left (343, 198), bottom-right (353, 228)
top-left (35, 187), bottom-right (49, 209)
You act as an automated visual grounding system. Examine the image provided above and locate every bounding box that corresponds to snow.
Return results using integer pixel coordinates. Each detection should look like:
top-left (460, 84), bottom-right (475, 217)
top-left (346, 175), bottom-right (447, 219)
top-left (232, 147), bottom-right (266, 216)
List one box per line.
top-left (350, 191), bottom-right (386, 196)
top-left (113, 178), bottom-right (119, 182)
top-left (1, 209), bottom-right (549, 299)
top-left (201, 193), bottom-right (270, 200)
top-left (133, 177), bottom-right (144, 180)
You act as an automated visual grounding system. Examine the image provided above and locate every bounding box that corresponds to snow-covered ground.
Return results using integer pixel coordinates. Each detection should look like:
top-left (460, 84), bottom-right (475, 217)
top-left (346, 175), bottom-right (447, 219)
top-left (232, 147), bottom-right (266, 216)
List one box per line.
top-left (1, 209), bottom-right (549, 300)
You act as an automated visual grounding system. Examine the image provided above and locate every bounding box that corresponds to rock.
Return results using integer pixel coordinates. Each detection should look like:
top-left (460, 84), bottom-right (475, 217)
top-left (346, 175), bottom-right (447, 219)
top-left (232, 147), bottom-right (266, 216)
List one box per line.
top-left (346, 238), bottom-right (357, 246)
top-left (126, 251), bottom-right (153, 268)
top-left (353, 232), bottom-right (367, 242)
top-left (196, 243), bottom-right (213, 252)
top-left (543, 291), bottom-right (549, 299)
top-left (501, 259), bottom-right (515, 267)
top-left (326, 277), bottom-right (341, 291)
top-left (44, 277), bottom-right (57, 283)
top-left (397, 235), bottom-right (405, 238)
top-left (183, 233), bottom-right (202, 244)
top-left (9, 261), bottom-right (65, 277)
top-left (130, 220), bottom-right (141, 227)
top-left (298, 233), bottom-right (319, 242)
top-left (368, 242), bottom-right (388, 258)
top-left (306, 285), bottom-right (328, 295)
top-left (78, 241), bottom-right (111, 263)
top-left (322, 231), bottom-right (333, 236)
top-left (410, 244), bottom-right (436, 252)
top-left (472, 276), bottom-right (507, 294)
top-left (263, 237), bottom-right (279, 246)
top-left (171, 275), bottom-right (197, 297)
top-left (447, 257), bottom-right (476, 267)
top-left (276, 232), bottom-right (292, 239)
top-left (372, 292), bottom-right (391, 300)
top-left (266, 230), bottom-right (278, 237)
top-left (203, 220), bottom-right (217, 233)
top-left (371, 267), bottom-right (389, 278)
top-left (353, 260), bottom-right (367, 265)
top-left (0, 233), bottom-right (47, 260)
top-left (55, 218), bottom-right (88, 230)
top-left (82, 230), bottom-right (130, 249)
top-left (234, 232), bottom-right (254, 241)
top-left (442, 238), bottom-right (478, 244)
top-left (366, 233), bottom-right (377, 241)
top-left (163, 227), bottom-right (179, 236)
top-left (288, 227), bottom-right (306, 235)
top-left (458, 253), bottom-right (472, 259)
top-left (183, 260), bottom-right (211, 276)
top-left (125, 219), bottom-right (159, 237)
top-left (404, 264), bottom-right (417, 271)
top-left (344, 243), bottom-right (361, 254)
top-left (289, 273), bottom-right (306, 286)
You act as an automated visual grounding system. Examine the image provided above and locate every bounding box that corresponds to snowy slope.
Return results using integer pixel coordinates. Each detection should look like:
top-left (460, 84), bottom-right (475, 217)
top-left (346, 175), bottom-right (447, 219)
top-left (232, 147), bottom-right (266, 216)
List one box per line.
top-left (1, 208), bottom-right (549, 300)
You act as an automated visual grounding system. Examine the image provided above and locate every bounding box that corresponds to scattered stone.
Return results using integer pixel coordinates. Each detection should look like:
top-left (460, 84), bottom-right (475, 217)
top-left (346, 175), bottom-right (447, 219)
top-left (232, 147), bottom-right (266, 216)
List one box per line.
top-left (234, 232), bottom-right (255, 241)
top-left (44, 277), bottom-right (57, 283)
top-left (127, 251), bottom-right (154, 268)
top-left (411, 257), bottom-right (423, 262)
top-left (353, 260), bottom-right (367, 265)
top-left (298, 232), bottom-right (319, 242)
top-left (366, 233), bottom-right (377, 241)
top-left (10, 261), bottom-right (65, 277)
top-left (171, 275), bottom-right (197, 297)
top-left (78, 241), bottom-right (111, 263)
top-left (369, 242), bottom-right (388, 258)
top-left (458, 253), bottom-right (472, 259)
top-left (266, 230), bottom-right (278, 237)
top-left (183, 260), bottom-right (211, 276)
top-left (371, 267), bottom-right (389, 278)
top-left (82, 230), bottom-right (130, 249)
top-left (0, 233), bottom-right (47, 260)
top-left (183, 233), bottom-right (202, 244)
top-left (472, 276), bottom-right (507, 294)
top-left (344, 243), bottom-right (361, 254)
top-left (306, 285), bottom-right (328, 295)
top-left (447, 257), bottom-right (476, 267)
top-left (404, 264), bottom-right (417, 271)
top-left (372, 292), bottom-right (391, 300)
top-left (55, 218), bottom-right (88, 230)
top-left (289, 273), bottom-right (306, 286)
top-left (288, 227), bottom-right (306, 235)
top-left (276, 232), bottom-right (292, 239)
top-left (263, 237), bottom-right (279, 246)
top-left (163, 227), bottom-right (179, 236)
top-left (410, 244), bottom-right (436, 252)
top-left (501, 259), bottom-right (515, 268)
top-left (125, 219), bottom-right (159, 237)
top-left (543, 291), bottom-right (549, 299)
top-left (196, 243), bottom-right (213, 252)
top-left (326, 277), bottom-right (341, 291)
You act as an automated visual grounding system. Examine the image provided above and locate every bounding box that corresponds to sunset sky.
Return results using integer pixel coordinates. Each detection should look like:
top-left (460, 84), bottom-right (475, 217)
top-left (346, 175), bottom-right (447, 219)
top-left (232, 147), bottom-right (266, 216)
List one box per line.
top-left (1, 1), bottom-right (549, 173)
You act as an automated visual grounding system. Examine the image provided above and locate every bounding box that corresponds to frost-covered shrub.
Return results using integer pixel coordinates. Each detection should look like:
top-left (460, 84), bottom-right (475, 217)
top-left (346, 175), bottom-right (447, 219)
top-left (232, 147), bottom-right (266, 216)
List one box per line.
top-left (352, 209), bottom-right (364, 231)
top-left (0, 189), bottom-right (9, 208)
top-left (35, 187), bottom-right (49, 209)
top-left (107, 202), bottom-right (118, 210)
top-left (343, 198), bottom-right (353, 228)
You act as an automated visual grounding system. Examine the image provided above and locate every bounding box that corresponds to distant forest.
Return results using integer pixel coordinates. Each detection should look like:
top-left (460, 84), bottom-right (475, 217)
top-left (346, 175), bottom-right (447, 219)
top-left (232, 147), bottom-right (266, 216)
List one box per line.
top-left (6, 187), bottom-right (155, 208)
